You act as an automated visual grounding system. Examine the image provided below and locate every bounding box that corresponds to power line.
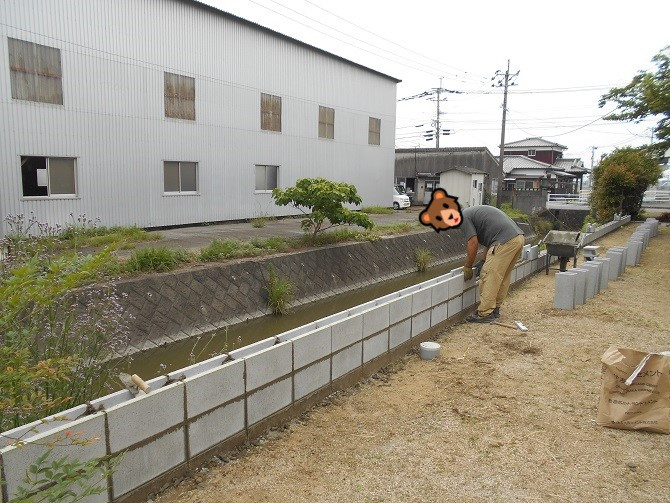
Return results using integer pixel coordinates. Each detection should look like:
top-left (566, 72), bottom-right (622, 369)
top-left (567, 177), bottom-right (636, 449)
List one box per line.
top-left (301, 0), bottom-right (490, 84)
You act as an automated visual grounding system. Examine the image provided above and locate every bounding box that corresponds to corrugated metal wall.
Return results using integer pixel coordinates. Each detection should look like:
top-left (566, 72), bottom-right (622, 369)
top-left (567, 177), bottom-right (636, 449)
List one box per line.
top-left (0, 0), bottom-right (397, 236)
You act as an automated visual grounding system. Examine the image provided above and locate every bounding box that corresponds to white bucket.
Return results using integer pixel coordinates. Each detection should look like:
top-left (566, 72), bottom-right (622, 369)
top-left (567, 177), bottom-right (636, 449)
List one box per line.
top-left (419, 342), bottom-right (440, 360)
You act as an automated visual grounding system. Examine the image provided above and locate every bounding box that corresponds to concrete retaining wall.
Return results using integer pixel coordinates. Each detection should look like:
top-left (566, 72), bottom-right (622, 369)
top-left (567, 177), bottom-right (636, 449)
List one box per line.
top-left (1, 250), bottom-right (550, 503)
top-left (114, 228), bottom-right (536, 354)
top-left (581, 216), bottom-right (631, 245)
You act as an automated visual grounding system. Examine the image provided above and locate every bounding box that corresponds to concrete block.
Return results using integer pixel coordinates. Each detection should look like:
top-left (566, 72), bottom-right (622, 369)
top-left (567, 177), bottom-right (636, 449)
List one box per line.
top-left (294, 359), bottom-right (330, 400)
top-left (530, 245), bottom-right (540, 260)
top-left (229, 336), bottom-right (276, 360)
top-left (449, 272), bottom-right (464, 298)
top-left (332, 342), bottom-right (362, 379)
top-left (610, 247), bottom-right (627, 275)
top-left (581, 262), bottom-right (602, 296)
top-left (244, 341), bottom-right (292, 392)
top-left (447, 295), bottom-right (463, 318)
top-left (574, 267), bottom-right (597, 300)
top-left (592, 257), bottom-right (610, 290)
top-left (522, 244), bottom-right (531, 260)
top-left (185, 359), bottom-right (245, 419)
top-left (431, 303), bottom-right (448, 326)
top-left (246, 377), bottom-right (292, 425)
top-left (411, 310), bottom-right (431, 337)
top-left (112, 427), bottom-right (186, 498)
top-left (291, 326), bottom-right (331, 370)
top-left (523, 261), bottom-right (532, 278)
top-left (331, 314), bottom-right (363, 352)
top-left (571, 268), bottom-right (587, 305)
top-left (363, 304), bottom-right (390, 338)
top-left (363, 330), bottom-right (389, 363)
top-left (431, 279), bottom-right (450, 306)
top-left (388, 294), bottom-right (413, 325)
top-left (632, 240), bottom-right (644, 265)
top-left (605, 250), bottom-right (623, 280)
top-left (626, 240), bottom-right (639, 266)
top-left (1, 414), bottom-right (108, 503)
top-left (188, 399), bottom-right (244, 456)
top-left (107, 382), bottom-right (185, 453)
top-left (389, 319), bottom-right (411, 349)
top-left (412, 287), bottom-right (433, 315)
top-left (511, 266), bottom-right (519, 284)
top-left (554, 272), bottom-right (577, 309)
top-left (463, 286), bottom-right (476, 309)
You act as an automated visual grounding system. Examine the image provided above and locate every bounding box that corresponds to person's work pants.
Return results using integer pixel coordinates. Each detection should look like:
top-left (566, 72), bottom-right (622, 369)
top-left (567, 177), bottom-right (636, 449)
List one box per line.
top-left (478, 235), bottom-right (524, 316)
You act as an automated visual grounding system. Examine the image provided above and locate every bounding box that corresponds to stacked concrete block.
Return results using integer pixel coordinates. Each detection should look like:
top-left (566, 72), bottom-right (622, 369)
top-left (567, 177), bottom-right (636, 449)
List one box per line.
top-left (1, 413), bottom-right (108, 503)
top-left (242, 341), bottom-right (293, 426)
top-left (574, 267), bottom-right (597, 300)
top-left (184, 359), bottom-right (245, 457)
top-left (530, 245), bottom-right (540, 260)
top-left (522, 244), bottom-right (532, 260)
top-left (608, 246), bottom-right (627, 276)
top-left (290, 327), bottom-right (332, 400)
top-left (107, 380), bottom-right (187, 499)
top-left (554, 272), bottom-right (578, 309)
top-left (331, 314), bottom-right (363, 379)
top-left (592, 257), bottom-right (610, 291)
top-left (362, 304), bottom-right (390, 363)
top-left (411, 286), bottom-right (432, 337)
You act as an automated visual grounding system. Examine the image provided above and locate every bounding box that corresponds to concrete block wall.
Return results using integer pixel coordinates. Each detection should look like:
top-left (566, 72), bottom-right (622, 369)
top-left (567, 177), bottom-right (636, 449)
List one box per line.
top-left (581, 216), bottom-right (631, 246)
top-left (553, 217), bottom-right (657, 310)
top-left (0, 248), bottom-right (573, 503)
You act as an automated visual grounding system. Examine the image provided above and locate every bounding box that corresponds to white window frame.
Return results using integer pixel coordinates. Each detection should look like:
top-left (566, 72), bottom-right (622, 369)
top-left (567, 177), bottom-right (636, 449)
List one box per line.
top-left (20, 156), bottom-right (77, 199)
top-left (528, 149), bottom-right (536, 157)
top-left (163, 161), bottom-right (199, 195)
top-left (254, 164), bottom-right (279, 193)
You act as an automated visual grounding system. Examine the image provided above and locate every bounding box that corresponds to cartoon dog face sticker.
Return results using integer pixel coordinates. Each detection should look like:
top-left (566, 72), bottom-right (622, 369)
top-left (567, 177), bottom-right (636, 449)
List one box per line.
top-left (419, 189), bottom-right (463, 232)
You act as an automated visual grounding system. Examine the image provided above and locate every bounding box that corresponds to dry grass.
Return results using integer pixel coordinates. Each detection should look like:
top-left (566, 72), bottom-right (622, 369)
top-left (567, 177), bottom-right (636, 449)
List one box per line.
top-left (157, 223), bottom-right (670, 503)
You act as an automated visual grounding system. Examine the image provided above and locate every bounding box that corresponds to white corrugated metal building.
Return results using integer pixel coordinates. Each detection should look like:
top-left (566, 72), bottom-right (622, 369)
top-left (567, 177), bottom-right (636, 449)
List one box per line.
top-left (0, 0), bottom-right (399, 237)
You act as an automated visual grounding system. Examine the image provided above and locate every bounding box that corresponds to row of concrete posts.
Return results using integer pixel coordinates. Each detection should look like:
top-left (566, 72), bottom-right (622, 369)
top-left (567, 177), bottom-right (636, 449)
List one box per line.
top-left (554, 218), bottom-right (660, 310)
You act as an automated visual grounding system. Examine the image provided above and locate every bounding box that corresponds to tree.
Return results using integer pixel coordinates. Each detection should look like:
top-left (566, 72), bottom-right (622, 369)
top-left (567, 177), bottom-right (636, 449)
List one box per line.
top-left (599, 46), bottom-right (670, 154)
top-left (272, 178), bottom-right (373, 240)
top-left (590, 148), bottom-right (662, 220)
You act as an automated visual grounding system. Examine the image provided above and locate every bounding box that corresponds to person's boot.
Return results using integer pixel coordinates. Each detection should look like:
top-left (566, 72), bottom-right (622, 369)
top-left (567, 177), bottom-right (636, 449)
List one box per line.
top-left (466, 311), bottom-right (496, 323)
top-left (493, 307), bottom-right (500, 318)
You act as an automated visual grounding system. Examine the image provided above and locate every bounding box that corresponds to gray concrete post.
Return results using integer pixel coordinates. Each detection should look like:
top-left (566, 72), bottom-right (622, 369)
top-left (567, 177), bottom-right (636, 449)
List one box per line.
top-left (575, 267), bottom-right (597, 299)
top-left (592, 257), bottom-right (610, 290)
top-left (554, 272), bottom-right (577, 310)
top-left (571, 268), bottom-right (588, 305)
top-left (605, 250), bottom-right (623, 280)
top-left (581, 262), bottom-right (603, 295)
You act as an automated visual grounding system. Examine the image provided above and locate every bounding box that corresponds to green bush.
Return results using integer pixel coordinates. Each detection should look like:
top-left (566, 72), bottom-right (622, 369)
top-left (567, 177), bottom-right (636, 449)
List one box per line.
top-left (415, 248), bottom-right (434, 273)
top-left (200, 239), bottom-right (259, 262)
top-left (580, 215), bottom-right (600, 232)
top-left (265, 267), bottom-right (293, 315)
top-left (500, 203), bottom-right (530, 223)
top-left (125, 247), bottom-right (191, 272)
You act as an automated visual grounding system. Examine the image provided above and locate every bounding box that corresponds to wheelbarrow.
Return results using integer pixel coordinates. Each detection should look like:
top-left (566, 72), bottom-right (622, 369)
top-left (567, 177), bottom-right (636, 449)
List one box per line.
top-left (539, 230), bottom-right (583, 274)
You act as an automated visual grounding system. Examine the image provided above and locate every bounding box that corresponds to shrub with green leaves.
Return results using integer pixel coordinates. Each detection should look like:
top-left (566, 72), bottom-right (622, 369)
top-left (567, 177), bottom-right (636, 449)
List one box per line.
top-left (272, 178), bottom-right (373, 241)
top-left (415, 248), bottom-right (434, 273)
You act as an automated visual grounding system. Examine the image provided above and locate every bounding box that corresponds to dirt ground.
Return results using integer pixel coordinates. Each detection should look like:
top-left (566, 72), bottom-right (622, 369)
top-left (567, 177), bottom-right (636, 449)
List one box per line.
top-left (156, 223), bottom-right (670, 503)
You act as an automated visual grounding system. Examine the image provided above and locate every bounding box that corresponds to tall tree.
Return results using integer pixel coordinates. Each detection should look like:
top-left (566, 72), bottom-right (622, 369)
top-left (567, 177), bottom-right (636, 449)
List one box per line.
top-left (599, 46), bottom-right (670, 155)
top-left (591, 148), bottom-right (663, 220)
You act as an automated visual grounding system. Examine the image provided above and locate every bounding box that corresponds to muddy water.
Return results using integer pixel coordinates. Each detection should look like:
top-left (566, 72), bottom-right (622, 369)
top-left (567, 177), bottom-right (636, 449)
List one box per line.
top-left (112, 256), bottom-right (465, 389)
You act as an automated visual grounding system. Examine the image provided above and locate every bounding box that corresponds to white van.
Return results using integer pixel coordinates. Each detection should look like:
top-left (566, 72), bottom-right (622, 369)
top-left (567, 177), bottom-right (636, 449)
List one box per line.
top-left (393, 187), bottom-right (411, 210)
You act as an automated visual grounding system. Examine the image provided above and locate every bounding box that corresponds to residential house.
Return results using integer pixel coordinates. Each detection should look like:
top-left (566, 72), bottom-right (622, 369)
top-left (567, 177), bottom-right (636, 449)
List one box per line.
top-left (0, 0), bottom-right (400, 237)
top-left (395, 147), bottom-right (499, 205)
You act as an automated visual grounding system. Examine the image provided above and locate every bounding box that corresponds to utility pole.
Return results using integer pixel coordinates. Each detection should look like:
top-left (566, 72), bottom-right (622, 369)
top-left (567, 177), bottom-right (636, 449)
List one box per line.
top-left (492, 60), bottom-right (519, 208)
top-left (401, 79), bottom-right (458, 147)
top-left (590, 146), bottom-right (598, 170)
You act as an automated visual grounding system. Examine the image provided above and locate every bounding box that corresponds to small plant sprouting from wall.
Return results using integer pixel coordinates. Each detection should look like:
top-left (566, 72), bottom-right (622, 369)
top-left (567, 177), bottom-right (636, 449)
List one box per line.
top-left (265, 266), bottom-right (293, 315)
top-left (415, 248), bottom-right (433, 273)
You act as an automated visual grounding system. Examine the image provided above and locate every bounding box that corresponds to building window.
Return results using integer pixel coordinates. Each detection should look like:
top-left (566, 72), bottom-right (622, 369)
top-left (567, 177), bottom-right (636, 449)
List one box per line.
top-left (8, 38), bottom-right (63, 105)
top-left (368, 117), bottom-right (381, 145)
top-left (164, 72), bottom-right (195, 120)
top-left (21, 156), bottom-right (76, 197)
top-left (527, 149), bottom-right (536, 157)
top-left (473, 179), bottom-right (477, 188)
top-left (255, 165), bottom-right (278, 192)
top-left (318, 106), bottom-right (335, 139)
top-left (261, 93), bottom-right (282, 132)
top-left (164, 161), bottom-right (197, 193)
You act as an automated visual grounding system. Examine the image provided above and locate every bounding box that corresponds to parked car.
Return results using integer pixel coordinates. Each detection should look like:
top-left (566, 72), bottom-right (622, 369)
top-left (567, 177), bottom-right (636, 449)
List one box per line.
top-left (393, 187), bottom-right (411, 210)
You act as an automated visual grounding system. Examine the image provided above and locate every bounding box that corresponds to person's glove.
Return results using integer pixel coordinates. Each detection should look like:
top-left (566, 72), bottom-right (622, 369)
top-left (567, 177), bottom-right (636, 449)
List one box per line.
top-left (463, 265), bottom-right (474, 281)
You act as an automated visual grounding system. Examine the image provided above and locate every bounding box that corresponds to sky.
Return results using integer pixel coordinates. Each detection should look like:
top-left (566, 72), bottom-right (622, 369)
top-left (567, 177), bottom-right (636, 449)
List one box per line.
top-left (201, 0), bottom-right (669, 174)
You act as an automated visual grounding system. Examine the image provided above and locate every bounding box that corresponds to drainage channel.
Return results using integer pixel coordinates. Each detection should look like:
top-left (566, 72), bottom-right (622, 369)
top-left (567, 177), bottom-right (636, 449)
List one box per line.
top-left (112, 256), bottom-right (466, 389)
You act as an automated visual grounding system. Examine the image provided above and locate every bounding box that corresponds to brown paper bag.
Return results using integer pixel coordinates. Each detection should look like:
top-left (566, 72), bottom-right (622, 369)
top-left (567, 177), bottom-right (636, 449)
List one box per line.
top-left (596, 346), bottom-right (670, 434)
